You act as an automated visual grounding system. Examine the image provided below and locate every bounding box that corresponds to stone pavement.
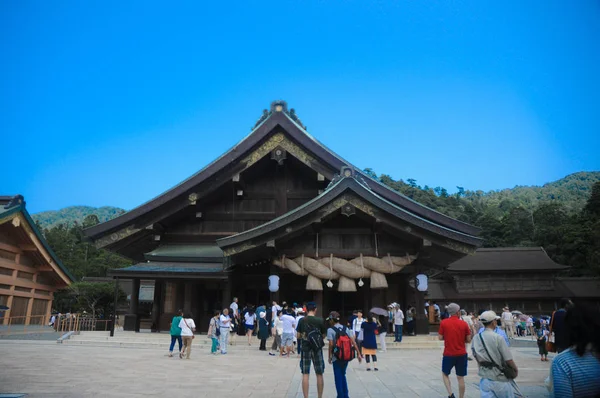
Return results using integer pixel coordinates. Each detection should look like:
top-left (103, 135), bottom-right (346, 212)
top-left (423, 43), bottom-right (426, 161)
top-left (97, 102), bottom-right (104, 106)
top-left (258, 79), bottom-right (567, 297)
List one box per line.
top-left (0, 340), bottom-right (551, 398)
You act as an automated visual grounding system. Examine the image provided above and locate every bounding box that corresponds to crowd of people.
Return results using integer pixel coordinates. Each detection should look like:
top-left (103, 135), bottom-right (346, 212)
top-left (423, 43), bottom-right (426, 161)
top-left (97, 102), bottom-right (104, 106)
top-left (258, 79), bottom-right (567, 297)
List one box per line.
top-left (163, 297), bottom-right (600, 398)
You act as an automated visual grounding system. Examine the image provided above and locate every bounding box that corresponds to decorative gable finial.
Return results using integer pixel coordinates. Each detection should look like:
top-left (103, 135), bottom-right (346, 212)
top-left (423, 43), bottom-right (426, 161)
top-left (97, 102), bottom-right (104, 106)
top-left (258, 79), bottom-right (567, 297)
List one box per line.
top-left (252, 100), bottom-right (307, 130)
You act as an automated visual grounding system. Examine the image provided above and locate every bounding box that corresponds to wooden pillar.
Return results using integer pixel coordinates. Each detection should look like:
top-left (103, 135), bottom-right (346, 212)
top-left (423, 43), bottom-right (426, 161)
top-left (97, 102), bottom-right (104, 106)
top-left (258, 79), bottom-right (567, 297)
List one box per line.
top-left (151, 279), bottom-right (163, 332)
top-left (183, 282), bottom-right (192, 315)
top-left (25, 274), bottom-right (36, 326)
top-left (3, 294), bottom-right (13, 325)
top-left (222, 276), bottom-right (232, 312)
top-left (413, 281), bottom-right (428, 335)
top-left (130, 278), bottom-right (140, 315)
top-left (45, 293), bottom-right (53, 325)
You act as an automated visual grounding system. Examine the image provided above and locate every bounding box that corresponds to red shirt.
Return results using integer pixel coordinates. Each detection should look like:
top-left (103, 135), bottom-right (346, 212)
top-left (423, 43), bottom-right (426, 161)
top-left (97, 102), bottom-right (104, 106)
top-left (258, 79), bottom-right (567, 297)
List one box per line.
top-left (438, 316), bottom-right (471, 356)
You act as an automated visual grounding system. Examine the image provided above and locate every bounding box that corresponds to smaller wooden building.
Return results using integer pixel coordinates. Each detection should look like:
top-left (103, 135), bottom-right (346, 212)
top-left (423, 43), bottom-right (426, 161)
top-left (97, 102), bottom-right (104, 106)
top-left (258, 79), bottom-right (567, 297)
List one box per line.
top-left (426, 247), bottom-right (594, 314)
top-left (0, 195), bottom-right (74, 325)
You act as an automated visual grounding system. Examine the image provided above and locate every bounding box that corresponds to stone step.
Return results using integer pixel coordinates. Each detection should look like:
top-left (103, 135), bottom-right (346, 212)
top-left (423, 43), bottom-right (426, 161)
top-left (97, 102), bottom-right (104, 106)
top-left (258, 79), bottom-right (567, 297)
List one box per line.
top-left (63, 339), bottom-right (442, 350)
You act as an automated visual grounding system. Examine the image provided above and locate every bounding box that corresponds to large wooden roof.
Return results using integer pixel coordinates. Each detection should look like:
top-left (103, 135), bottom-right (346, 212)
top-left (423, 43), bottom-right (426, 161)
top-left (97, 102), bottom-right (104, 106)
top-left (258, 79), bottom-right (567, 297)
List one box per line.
top-left (85, 101), bottom-right (480, 248)
top-left (217, 171), bottom-right (481, 257)
top-left (447, 247), bottom-right (569, 272)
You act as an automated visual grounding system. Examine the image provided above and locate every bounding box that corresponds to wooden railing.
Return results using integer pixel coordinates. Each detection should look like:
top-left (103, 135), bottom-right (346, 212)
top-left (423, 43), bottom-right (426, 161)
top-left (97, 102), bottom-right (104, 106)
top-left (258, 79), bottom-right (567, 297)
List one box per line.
top-left (0, 314), bottom-right (114, 335)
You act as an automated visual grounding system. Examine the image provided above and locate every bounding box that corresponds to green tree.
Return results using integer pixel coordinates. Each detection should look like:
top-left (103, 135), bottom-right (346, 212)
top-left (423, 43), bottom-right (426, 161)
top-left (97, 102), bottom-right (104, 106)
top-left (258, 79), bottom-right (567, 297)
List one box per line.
top-left (68, 282), bottom-right (126, 319)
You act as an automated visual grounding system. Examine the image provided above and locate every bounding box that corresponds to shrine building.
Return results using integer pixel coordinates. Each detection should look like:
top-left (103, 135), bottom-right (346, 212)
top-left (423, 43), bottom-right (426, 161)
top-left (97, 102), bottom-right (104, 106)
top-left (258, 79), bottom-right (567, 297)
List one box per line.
top-left (0, 195), bottom-right (74, 325)
top-left (85, 101), bottom-right (483, 333)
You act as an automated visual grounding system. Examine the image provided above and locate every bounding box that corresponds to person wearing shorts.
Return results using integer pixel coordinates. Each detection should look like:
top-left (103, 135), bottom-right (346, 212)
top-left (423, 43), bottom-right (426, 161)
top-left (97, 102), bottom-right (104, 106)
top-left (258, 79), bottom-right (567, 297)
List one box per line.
top-left (438, 303), bottom-right (472, 398)
top-left (296, 302), bottom-right (327, 398)
top-left (280, 310), bottom-right (297, 357)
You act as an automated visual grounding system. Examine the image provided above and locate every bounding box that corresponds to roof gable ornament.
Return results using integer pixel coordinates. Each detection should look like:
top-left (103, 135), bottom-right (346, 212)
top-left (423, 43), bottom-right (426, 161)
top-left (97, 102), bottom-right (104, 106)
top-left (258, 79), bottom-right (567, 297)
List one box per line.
top-left (4, 194), bottom-right (25, 209)
top-left (252, 100), bottom-right (307, 130)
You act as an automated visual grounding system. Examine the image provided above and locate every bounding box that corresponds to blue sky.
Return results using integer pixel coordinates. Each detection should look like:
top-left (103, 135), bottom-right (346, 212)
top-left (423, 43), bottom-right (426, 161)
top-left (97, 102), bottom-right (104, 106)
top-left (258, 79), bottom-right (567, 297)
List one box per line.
top-left (2, 1), bottom-right (599, 213)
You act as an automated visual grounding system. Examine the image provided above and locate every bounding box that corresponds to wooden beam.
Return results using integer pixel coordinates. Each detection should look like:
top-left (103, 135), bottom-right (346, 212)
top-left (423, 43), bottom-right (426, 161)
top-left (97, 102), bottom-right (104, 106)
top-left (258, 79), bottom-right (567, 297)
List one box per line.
top-left (19, 244), bottom-right (37, 251)
top-left (0, 242), bottom-right (21, 254)
top-left (0, 274), bottom-right (56, 292)
top-left (0, 258), bottom-right (42, 274)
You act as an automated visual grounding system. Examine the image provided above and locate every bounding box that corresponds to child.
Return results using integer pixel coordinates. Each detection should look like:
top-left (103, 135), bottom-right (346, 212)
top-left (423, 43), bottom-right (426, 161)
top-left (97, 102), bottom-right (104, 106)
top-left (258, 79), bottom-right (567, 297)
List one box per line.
top-left (208, 311), bottom-right (220, 355)
top-left (537, 326), bottom-right (549, 362)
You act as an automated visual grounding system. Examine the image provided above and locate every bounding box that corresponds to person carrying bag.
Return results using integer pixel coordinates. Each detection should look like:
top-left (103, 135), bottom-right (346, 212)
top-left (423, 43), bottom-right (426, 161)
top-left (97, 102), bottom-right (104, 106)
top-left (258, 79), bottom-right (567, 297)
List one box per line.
top-left (179, 314), bottom-right (196, 359)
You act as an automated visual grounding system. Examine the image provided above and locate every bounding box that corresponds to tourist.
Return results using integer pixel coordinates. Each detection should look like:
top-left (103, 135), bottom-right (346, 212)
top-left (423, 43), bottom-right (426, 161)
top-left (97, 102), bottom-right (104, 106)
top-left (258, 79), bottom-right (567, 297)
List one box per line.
top-left (461, 309), bottom-right (476, 361)
top-left (393, 305), bottom-right (404, 342)
top-left (219, 308), bottom-right (231, 354)
top-left (257, 311), bottom-right (269, 351)
top-left (296, 310), bottom-right (305, 355)
top-left (406, 306), bottom-right (415, 336)
top-left (346, 310), bottom-right (358, 333)
top-left (271, 300), bottom-right (282, 326)
top-left (526, 315), bottom-right (535, 338)
top-left (472, 311), bottom-right (518, 397)
top-left (280, 309), bottom-right (297, 357)
top-left (269, 310), bottom-right (283, 356)
top-left (441, 305), bottom-right (450, 320)
top-left (438, 303), bottom-right (472, 398)
top-left (208, 310), bottom-right (220, 355)
top-left (433, 301), bottom-right (441, 321)
top-left (378, 314), bottom-right (388, 352)
top-left (478, 320), bottom-right (510, 347)
top-left (230, 297), bottom-right (239, 330)
top-left (327, 310), bottom-right (362, 398)
top-left (501, 308), bottom-right (515, 339)
top-left (551, 302), bottom-right (600, 397)
top-left (536, 324), bottom-right (549, 362)
top-left (550, 298), bottom-right (572, 353)
top-left (168, 309), bottom-right (183, 357)
top-left (244, 306), bottom-right (256, 346)
top-left (296, 301), bottom-right (327, 398)
top-left (351, 310), bottom-right (365, 346)
top-left (178, 313), bottom-right (196, 359)
top-left (361, 313), bottom-right (379, 371)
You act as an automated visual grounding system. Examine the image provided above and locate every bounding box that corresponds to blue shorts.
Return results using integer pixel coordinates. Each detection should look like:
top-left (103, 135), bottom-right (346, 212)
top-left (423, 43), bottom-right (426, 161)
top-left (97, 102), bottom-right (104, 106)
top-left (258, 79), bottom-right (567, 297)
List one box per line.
top-left (245, 325), bottom-right (255, 332)
top-left (442, 355), bottom-right (468, 377)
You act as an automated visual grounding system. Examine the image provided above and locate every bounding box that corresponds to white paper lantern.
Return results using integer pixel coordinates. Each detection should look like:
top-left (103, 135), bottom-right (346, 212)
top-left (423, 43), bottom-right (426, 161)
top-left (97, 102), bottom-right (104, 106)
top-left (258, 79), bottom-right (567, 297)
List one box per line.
top-left (415, 274), bottom-right (428, 292)
top-left (268, 275), bottom-right (280, 292)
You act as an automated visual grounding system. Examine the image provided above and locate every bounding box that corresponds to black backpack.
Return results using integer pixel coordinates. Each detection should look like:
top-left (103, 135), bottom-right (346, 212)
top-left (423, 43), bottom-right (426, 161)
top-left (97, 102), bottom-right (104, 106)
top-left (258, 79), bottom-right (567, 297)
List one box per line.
top-left (305, 321), bottom-right (324, 351)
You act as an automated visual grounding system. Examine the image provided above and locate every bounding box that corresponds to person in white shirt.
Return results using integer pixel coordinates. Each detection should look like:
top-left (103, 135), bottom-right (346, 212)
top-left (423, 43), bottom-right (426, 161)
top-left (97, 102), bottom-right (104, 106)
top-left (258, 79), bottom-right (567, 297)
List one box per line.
top-left (460, 309), bottom-right (476, 360)
top-left (271, 301), bottom-right (282, 326)
top-left (501, 307), bottom-right (515, 339)
top-left (526, 316), bottom-right (534, 338)
top-left (244, 309), bottom-right (257, 346)
top-left (393, 307), bottom-right (404, 342)
top-left (230, 297), bottom-right (239, 320)
top-left (279, 310), bottom-right (297, 357)
top-left (219, 308), bottom-right (231, 354)
top-left (178, 313), bottom-right (196, 359)
top-left (269, 311), bottom-right (283, 356)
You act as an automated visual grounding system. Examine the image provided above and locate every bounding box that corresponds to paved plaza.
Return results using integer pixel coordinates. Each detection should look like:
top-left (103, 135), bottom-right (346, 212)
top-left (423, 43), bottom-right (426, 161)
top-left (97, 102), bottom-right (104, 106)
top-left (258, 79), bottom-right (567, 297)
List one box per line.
top-left (0, 339), bottom-right (551, 398)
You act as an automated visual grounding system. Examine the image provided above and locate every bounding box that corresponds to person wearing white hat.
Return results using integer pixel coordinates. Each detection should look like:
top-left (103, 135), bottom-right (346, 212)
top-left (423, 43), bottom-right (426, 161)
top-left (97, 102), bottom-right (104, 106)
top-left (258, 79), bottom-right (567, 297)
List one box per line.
top-left (472, 311), bottom-right (518, 398)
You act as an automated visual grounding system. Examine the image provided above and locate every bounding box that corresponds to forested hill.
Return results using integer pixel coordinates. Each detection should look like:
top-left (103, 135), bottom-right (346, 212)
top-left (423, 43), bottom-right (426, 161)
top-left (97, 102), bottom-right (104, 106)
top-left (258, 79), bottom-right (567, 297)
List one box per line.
top-left (32, 206), bottom-right (125, 230)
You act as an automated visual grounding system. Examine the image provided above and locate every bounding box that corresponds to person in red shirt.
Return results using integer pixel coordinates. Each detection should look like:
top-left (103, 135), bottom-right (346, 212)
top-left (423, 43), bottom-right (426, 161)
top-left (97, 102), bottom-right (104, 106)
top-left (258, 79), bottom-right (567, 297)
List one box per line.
top-left (438, 303), bottom-right (472, 398)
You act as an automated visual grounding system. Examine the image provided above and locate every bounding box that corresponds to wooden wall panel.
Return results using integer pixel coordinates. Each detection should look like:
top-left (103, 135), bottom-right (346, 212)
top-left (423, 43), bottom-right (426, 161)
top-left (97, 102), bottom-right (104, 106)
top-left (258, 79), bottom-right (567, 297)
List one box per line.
top-left (10, 296), bottom-right (29, 324)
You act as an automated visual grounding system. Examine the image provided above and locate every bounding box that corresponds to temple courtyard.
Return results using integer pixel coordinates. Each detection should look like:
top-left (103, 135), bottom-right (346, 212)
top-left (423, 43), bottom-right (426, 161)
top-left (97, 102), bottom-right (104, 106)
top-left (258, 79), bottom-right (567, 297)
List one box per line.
top-left (0, 336), bottom-right (551, 398)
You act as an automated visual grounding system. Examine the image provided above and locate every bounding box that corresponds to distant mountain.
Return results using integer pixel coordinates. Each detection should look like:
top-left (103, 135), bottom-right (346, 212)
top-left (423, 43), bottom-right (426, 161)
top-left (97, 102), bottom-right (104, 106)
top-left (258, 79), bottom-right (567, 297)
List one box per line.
top-left (32, 206), bottom-right (125, 230)
top-left (475, 172), bottom-right (600, 213)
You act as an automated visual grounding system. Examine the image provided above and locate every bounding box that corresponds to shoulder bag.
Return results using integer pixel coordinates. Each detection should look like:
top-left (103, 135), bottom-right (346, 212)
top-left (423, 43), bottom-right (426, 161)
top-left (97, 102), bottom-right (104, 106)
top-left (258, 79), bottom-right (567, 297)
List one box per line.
top-left (183, 318), bottom-right (195, 339)
top-left (546, 312), bottom-right (556, 353)
top-left (478, 333), bottom-right (517, 379)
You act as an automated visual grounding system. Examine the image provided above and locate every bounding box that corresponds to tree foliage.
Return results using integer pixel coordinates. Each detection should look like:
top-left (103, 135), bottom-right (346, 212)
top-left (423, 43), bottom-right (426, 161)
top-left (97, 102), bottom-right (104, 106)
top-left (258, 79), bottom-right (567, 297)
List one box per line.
top-left (41, 218), bottom-right (130, 280)
top-left (364, 170), bottom-right (600, 276)
top-left (54, 282), bottom-right (126, 317)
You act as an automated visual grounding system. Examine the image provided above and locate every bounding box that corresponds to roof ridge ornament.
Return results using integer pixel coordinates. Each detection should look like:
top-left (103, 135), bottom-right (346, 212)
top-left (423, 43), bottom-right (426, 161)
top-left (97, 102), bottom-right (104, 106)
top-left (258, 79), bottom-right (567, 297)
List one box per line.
top-left (4, 194), bottom-right (24, 209)
top-left (252, 100), bottom-right (307, 130)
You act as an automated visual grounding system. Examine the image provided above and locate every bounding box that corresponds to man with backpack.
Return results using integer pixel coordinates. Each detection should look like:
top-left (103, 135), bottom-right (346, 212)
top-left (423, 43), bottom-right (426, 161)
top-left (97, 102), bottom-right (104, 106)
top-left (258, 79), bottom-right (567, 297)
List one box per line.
top-left (327, 311), bottom-right (363, 398)
top-left (296, 301), bottom-right (327, 398)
